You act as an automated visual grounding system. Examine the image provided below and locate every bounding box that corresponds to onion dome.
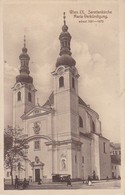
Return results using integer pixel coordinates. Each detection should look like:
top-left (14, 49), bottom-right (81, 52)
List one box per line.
top-left (56, 12), bottom-right (76, 67)
top-left (16, 74), bottom-right (33, 84)
top-left (16, 36), bottom-right (33, 84)
top-left (56, 54), bottom-right (76, 67)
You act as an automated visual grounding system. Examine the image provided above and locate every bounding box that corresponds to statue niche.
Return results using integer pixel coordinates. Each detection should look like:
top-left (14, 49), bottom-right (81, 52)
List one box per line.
top-left (33, 121), bottom-right (41, 134)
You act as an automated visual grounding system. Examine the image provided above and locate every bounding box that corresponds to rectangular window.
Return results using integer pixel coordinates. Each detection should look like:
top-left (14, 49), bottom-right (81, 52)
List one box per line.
top-left (34, 140), bottom-right (40, 150)
top-left (82, 156), bottom-right (84, 163)
top-left (72, 77), bottom-right (75, 89)
top-left (75, 155), bottom-right (77, 163)
top-left (7, 172), bottom-right (10, 177)
top-left (103, 142), bottom-right (106, 153)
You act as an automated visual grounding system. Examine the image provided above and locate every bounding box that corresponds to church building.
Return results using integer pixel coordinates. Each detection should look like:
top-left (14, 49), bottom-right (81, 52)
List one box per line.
top-left (6, 13), bottom-right (112, 182)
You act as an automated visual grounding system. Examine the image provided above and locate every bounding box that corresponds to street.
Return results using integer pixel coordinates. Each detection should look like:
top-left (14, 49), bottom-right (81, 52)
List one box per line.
top-left (4, 180), bottom-right (120, 190)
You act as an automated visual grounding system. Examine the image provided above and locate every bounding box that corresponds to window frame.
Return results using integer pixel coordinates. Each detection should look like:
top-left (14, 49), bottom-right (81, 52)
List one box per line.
top-left (75, 155), bottom-right (77, 163)
top-left (79, 116), bottom-right (83, 128)
top-left (59, 76), bottom-right (64, 88)
top-left (17, 91), bottom-right (21, 101)
top-left (28, 92), bottom-right (32, 102)
top-left (34, 140), bottom-right (40, 150)
top-left (72, 77), bottom-right (75, 89)
top-left (103, 142), bottom-right (106, 153)
top-left (92, 120), bottom-right (95, 133)
top-left (82, 156), bottom-right (84, 164)
top-left (7, 171), bottom-right (10, 177)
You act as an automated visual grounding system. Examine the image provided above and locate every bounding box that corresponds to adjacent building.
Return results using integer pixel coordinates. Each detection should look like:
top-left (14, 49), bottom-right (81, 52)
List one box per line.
top-left (110, 142), bottom-right (121, 179)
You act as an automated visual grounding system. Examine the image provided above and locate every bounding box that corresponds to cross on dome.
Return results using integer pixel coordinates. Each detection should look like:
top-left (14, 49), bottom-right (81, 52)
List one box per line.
top-left (63, 12), bottom-right (66, 25)
top-left (24, 35), bottom-right (26, 48)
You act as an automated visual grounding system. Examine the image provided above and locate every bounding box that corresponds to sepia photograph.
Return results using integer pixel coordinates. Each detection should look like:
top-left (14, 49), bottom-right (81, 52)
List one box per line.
top-left (2, 0), bottom-right (124, 192)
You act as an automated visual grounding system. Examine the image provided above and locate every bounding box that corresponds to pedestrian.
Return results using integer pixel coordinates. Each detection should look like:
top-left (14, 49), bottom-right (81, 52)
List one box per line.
top-left (15, 175), bottom-right (19, 189)
top-left (23, 178), bottom-right (27, 189)
top-left (106, 176), bottom-right (109, 181)
top-left (88, 175), bottom-right (92, 186)
top-left (38, 178), bottom-right (42, 185)
top-left (82, 177), bottom-right (84, 183)
top-left (67, 175), bottom-right (72, 187)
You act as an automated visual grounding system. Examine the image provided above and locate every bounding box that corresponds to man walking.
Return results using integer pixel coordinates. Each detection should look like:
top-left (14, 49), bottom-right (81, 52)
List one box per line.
top-left (15, 175), bottom-right (18, 189)
top-left (67, 175), bottom-right (72, 187)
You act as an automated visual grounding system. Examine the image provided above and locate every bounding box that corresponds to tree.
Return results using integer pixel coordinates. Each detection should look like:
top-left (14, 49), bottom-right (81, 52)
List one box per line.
top-left (4, 125), bottom-right (29, 185)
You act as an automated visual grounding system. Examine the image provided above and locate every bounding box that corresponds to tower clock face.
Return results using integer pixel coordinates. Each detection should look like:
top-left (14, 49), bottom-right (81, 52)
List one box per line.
top-left (57, 66), bottom-right (65, 75)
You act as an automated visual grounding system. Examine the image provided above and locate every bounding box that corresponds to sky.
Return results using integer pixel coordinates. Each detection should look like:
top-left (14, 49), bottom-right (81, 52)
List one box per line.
top-left (3, 0), bottom-right (121, 143)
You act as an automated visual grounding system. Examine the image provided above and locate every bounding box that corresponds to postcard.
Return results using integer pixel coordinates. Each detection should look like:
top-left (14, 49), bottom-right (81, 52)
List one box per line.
top-left (1, 0), bottom-right (125, 194)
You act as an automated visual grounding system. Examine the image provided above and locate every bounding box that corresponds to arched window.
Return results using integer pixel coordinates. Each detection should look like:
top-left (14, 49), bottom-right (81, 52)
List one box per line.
top-left (17, 91), bottom-right (21, 101)
top-left (92, 120), bottom-right (95, 132)
top-left (59, 76), bottom-right (64, 88)
top-left (79, 116), bottom-right (83, 128)
top-left (28, 92), bottom-right (32, 102)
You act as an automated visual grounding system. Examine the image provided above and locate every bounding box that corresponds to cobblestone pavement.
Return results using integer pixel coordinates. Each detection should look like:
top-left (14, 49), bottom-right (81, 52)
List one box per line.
top-left (4, 180), bottom-right (120, 190)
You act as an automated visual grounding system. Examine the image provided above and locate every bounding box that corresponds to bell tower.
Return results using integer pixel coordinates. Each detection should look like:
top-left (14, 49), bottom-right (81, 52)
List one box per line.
top-left (51, 13), bottom-right (81, 178)
top-left (12, 36), bottom-right (36, 129)
top-left (52, 13), bottom-right (80, 140)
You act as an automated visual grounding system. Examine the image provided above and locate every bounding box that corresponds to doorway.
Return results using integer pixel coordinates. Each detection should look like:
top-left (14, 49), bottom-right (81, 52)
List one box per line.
top-left (35, 169), bottom-right (40, 182)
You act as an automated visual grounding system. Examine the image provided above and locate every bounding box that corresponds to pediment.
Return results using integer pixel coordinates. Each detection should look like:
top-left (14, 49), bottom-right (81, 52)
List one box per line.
top-left (21, 106), bottom-right (52, 120)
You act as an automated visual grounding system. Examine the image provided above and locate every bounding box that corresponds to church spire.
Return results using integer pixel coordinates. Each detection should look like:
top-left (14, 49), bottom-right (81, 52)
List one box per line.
top-left (16, 36), bottom-right (33, 84)
top-left (56, 12), bottom-right (76, 67)
top-left (59, 12), bottom-right (71, 56)
top-left (19, 35), bottom-right (30, 75)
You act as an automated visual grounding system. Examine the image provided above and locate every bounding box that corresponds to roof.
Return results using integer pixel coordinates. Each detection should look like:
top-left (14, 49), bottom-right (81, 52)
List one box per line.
top-left (110, 142), bottom-right (121, 149)
top-left (78, 96), bottom-right (88, 107)
top-left (78, 96), bottom-right (99, 117)
top-left (43, 92), bottom-right (54, 107)
top-left (80, 132), bottom-right (92, 139)
top-left (21, 105), bottom-right (53, 120)
top-left (99, 135), bottom-right (110, 141)
top-left (42, 92), bottom-right (99, 117)
top-left (43, 92), bottom-right (88, 108)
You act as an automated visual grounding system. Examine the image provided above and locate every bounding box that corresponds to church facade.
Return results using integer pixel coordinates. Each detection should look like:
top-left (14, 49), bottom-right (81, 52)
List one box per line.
top-left (5, 14), bottom-right (112, 182)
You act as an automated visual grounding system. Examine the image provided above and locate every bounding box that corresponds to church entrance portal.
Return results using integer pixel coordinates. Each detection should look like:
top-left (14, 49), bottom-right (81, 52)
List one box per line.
top-left (35, 169), bottom-right (40, 182)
